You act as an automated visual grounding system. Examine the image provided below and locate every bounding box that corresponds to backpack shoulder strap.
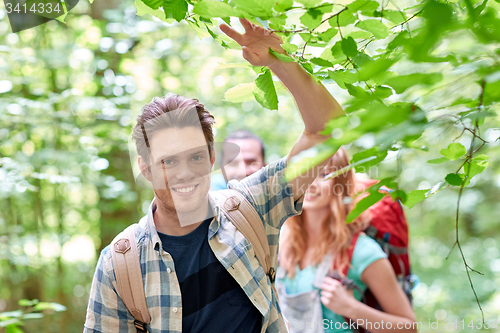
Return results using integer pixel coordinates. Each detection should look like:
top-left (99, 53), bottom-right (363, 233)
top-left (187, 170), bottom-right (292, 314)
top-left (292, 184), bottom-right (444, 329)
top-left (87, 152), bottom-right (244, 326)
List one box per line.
top-left (344, 231), bottom-right (361, 276)
top-left (110, 225), bottom-right (150, 333)
top-left (213, 189), bottom-right (275, 283)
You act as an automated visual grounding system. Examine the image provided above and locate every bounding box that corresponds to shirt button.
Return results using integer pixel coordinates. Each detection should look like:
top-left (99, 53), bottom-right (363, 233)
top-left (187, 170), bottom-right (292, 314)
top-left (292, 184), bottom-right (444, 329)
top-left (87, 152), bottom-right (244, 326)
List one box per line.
top-left (172, 307), bottom-right (178, 313)
top-left (167, 268), bottom-right (171, 273)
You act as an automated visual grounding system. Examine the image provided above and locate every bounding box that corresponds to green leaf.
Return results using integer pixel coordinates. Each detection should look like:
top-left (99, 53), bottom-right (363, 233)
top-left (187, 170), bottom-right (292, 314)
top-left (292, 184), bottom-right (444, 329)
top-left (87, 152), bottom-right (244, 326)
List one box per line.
top-left (348, 0), bottom-right (380, 12)
top-left (390, 189), bottom-right (407, 204)
top-left (346, 30), bottom-right (373, 39)
top-left (231, 0), bottom-right (274, 17)
top-left (21, 313), bottom-right (44, 319)
top-left (274, 0), bottom-right (293, 12)
top-left (352, 53), bottom-right (373, 67)
top-left (252, 66), bottom-right (267, 74)
top-left (187, 20), bottom-right (212, 39)
top-left (218, 34), bottom-right (243, 50)
top-left (445, 173), bottom-right (464, 186)
top-left (311, 58), bottom-right (333, 67)
top-left (464, 157), bottom-right (489, 179)
top-left (253, 69), bottom-right (278, 110)
top-left (373, 86), bottom-right (392, 99)
top-left (6, 325), bottom-right (24, 333)
top-left (350, 147), bottom-right (388, 172)
top-left (269, 49), bottom-right (295, 62)
top-left (324, 156), bottom-right (379, 180)
top-left (285, 140), bottom-right (340, 181)
top-left (384, 73), bottom-right (443, 94)
top-left (136, 0), bottom-right (167, 20)
top-left (296, 0), bottom-right (322, 7)
top-left (328, 69), bottom-right (358, 89)
top-left (299, 32), bottom-right (313, 43)
top-left (422, 0), bottom-right (453, 31)
top-left (355, 20), bottom-right (389, 39)
top-left (0, 311), bottom-right (23, 318)
top-left (225, 83), bottom-right (255, 102)
top-left (320, 40), bottom-right (347, 64)
top-left (483, 79), bottom-right (500, 106)
top-left (341, 37), bottom-right (358, 58)
top-left (33, 302), bottom-right (67, 312)
top-left (404, 189), bottom-right (428, 208)
top-left (440, 143), bottom-right (466, 160)
top-left (347, 191), bottom-right (385, 223)
top-left (282, 41), bottom-right (298, 53)
top-left (301, 8), bottom-right (324, 29)
top-left (141, 0), bottom-right (162, 10)
top-left (163, 0), bottom-right (188, 22)
top-left (345, 83), bottom-right (371, 99)
top-left (318, 27), bottom-right (338, 42)
top-left (315, 4), bottom-right (334, 14)
top-left (357, 57), bottom-right (395, 81)
top-left (427, 157), bottom-right (449, 164)
top-left (0, 319), bottom-right (21, 328)
top-left (193, 1), bottom-right (242, 18)
top-left (300, 61), bottom-right (314, 74)
top-left (380, 10), bottom-right (407, 24)
top-left (329, 9), bottom-right (356, 27)
top-left (18, 299), bottom-right (39, 307)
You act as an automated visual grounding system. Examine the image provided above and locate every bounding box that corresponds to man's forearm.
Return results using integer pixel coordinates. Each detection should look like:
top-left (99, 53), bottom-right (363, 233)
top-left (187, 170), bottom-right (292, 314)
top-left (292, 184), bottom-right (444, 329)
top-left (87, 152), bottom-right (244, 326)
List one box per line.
top-left (268, 60), bottom-right (344, 135)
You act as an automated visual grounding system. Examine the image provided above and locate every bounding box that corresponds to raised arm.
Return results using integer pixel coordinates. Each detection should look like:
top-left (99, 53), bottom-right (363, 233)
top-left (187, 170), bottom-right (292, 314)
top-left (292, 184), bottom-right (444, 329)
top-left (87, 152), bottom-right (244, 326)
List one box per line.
top-left (220, 19), bottom-right (344, 201)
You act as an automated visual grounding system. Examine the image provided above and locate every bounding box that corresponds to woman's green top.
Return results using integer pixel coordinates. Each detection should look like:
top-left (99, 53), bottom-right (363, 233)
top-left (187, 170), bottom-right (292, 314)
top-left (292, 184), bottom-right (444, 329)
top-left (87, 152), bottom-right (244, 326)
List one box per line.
top-left (277, 234), bottom-right (387, 332)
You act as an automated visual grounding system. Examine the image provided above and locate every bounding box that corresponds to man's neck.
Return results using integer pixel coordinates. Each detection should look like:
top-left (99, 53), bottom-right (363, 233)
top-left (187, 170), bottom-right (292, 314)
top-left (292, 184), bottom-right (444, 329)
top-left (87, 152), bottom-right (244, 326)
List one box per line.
top-left (153, 199), bottom-right (212, 236)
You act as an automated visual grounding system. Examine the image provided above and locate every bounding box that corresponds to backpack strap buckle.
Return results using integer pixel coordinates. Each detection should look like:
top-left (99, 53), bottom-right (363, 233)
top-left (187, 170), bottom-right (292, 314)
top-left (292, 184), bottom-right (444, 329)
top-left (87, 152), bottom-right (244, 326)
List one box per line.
top-left (134, 319), bottom-right (148, 332)
top-left (268, 267), bottom-right (276, 284)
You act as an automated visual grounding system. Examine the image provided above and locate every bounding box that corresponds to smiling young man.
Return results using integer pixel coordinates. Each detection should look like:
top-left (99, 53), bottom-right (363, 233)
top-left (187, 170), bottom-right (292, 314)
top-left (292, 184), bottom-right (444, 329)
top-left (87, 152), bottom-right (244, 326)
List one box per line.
top-left (84, 18), bottom-right (344, 333)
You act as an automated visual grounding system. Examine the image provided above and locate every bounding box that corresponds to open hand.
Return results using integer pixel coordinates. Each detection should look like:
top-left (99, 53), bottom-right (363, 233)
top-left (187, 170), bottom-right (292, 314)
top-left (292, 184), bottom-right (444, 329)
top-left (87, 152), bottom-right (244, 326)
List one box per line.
top-left (220, 18), bottom-right (285, 67)
top-left (320, 276), bottom-right (356, 317)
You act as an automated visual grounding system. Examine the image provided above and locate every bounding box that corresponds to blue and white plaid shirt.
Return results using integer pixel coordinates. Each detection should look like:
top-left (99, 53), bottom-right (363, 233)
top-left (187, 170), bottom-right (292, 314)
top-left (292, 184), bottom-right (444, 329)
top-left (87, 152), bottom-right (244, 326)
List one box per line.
top-left (84, 156), bottom-right (304, 333)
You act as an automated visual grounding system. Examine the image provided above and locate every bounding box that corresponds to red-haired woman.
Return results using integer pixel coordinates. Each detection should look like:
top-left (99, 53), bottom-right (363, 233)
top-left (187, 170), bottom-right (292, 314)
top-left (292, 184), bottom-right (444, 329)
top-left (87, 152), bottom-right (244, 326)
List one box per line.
top-left (277, 149), bottom-right (416, 333)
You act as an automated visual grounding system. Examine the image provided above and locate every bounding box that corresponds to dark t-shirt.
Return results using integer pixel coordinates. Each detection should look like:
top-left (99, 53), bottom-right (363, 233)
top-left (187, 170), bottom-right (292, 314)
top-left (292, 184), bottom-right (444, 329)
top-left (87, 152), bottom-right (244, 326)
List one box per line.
top-left (158, 217), bottom-right (262, 333)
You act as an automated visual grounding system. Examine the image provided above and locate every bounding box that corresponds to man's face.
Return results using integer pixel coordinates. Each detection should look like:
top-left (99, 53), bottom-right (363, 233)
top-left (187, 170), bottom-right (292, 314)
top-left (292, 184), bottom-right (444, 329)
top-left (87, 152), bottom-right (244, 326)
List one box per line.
top-left (222, 138), bottom-right (264, 181)
top-left (140, 126), bottom-right (214, 218)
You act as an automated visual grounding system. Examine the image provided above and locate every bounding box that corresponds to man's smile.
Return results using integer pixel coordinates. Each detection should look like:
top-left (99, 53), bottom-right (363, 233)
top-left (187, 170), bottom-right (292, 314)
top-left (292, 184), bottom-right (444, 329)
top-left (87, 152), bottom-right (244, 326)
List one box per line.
top-left (171, 184), bottom-right (199, 195)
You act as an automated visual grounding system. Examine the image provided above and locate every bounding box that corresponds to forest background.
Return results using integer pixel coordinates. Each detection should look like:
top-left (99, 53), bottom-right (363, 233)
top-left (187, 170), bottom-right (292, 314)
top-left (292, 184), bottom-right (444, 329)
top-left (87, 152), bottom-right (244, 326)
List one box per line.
top-left (0, 0), bottom-right (499, 332)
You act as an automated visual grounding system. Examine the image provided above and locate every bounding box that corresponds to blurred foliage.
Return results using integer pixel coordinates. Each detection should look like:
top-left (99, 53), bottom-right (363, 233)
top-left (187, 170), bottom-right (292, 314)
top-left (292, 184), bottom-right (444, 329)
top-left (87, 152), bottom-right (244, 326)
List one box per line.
top-left (0, 0), bottom-right (499, 332)
top-left (0, 299), bottom-right (66, 332)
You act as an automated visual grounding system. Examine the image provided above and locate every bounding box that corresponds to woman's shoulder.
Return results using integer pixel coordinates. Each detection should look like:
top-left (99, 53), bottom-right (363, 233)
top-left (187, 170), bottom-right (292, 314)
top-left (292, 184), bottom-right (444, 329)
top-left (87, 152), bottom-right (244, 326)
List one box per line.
top-left (350, 233), bottom-right (387, 277)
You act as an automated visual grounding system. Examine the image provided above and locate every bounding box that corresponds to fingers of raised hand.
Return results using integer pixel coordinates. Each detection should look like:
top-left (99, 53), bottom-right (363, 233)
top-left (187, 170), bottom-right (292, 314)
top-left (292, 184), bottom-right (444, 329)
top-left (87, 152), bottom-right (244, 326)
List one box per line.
top-left (219, 23), bottom-right (242, 44)
top-left (239, 18), bottom-right (254, 33)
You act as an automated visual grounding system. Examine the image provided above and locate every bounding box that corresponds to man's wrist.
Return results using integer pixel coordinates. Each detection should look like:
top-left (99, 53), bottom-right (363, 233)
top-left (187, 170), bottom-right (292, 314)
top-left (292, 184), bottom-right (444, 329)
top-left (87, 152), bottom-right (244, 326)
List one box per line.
top-left (268, 59), bottom-right (300, 76)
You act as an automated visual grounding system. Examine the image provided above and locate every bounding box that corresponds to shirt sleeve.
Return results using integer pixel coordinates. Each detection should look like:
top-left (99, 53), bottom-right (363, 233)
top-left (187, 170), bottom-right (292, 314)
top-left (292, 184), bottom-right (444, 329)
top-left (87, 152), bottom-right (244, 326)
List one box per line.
top-left (227, 156), bottom-right (304, 230)
top-left (350, 235), bottom-right (388, 280)
top-left (84, 247), bottom-right (135, 333)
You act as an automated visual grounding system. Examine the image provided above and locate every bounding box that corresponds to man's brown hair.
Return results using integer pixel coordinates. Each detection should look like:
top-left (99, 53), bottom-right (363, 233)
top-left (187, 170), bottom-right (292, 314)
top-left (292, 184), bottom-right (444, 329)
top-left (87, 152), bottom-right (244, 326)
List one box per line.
top-left (132, 93), bottom-right (216, 165)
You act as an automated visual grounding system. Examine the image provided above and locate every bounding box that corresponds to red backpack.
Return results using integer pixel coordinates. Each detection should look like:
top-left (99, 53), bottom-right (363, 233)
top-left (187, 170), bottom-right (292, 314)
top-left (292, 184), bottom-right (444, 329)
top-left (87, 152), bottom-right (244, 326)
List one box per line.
top-left (332, 179), bottom-right (414, 333)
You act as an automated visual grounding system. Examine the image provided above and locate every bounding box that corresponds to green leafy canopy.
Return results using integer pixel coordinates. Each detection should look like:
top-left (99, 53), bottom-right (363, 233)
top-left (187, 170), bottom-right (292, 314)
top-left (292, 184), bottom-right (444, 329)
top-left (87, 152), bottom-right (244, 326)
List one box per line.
top-left (136, 0), bottom-right (500, 219)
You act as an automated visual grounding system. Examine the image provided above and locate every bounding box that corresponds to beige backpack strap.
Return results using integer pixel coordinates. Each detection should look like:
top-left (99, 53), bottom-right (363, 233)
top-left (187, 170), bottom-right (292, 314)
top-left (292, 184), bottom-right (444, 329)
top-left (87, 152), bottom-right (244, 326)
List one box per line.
top-left (110, 226), bottom-right (151, 333)
top-left (216, 189), bottom-right (276, 286)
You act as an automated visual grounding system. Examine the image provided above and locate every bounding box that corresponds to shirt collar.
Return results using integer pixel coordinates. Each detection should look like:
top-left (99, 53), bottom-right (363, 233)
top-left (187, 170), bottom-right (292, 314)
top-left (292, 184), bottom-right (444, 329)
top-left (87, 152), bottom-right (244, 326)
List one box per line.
top-left (145, 197), bottom-right (163, 252)
top-left (146, 194), bottom-right (222, 251)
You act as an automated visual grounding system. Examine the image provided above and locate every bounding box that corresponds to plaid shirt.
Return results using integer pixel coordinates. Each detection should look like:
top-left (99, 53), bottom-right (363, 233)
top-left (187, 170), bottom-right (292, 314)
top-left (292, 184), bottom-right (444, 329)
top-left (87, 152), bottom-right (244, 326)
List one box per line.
top-left (84, 156), bottom-right (304, 333)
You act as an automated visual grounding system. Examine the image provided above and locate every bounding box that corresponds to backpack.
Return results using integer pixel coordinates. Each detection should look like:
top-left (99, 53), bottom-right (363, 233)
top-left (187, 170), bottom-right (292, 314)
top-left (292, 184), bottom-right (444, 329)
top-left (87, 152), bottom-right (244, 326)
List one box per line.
top-left (332, 180), bottom-right (414, 333)
top-left (110, 189), bottom-right (276, 333)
